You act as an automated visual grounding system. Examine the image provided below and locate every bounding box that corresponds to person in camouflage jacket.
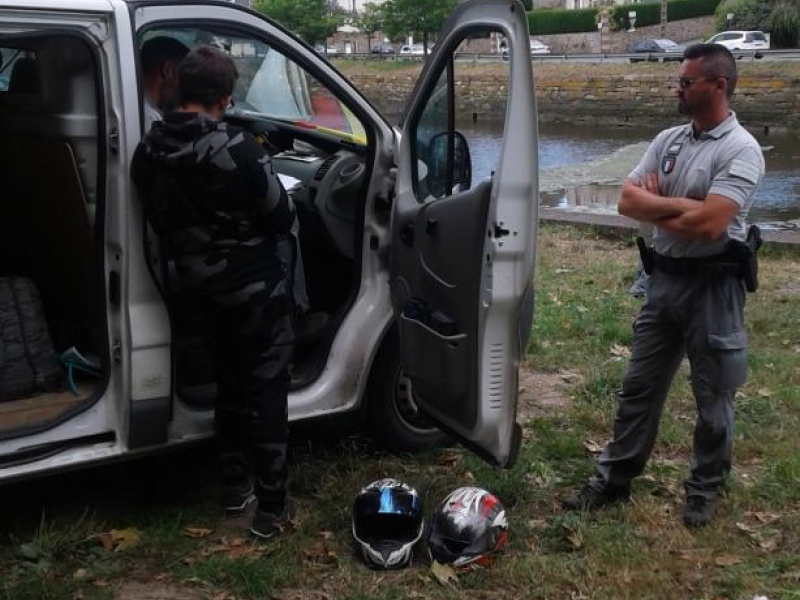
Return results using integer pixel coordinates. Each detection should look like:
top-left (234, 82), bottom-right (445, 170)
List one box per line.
top-left (132, 45), bottom-right (295, 539)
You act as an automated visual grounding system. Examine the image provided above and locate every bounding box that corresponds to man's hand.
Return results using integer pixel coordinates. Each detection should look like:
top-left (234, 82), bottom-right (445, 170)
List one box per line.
top-left (618, 177), bottom-right (696, 222)
top-left (655, 194), bottom-right (740, 241)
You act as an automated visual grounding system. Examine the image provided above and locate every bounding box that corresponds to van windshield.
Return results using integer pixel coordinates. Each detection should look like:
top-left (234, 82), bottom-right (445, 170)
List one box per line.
top-left (139, 28), bottom-right (367, 145)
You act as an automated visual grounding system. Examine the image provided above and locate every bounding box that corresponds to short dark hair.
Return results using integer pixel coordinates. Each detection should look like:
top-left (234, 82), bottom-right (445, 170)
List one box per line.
top-left (177, 45), bottom-right (238, 109)
top-left (140, 36), bottom-right (189, 77)
top-left (683, 43), bottom-right (737, 98)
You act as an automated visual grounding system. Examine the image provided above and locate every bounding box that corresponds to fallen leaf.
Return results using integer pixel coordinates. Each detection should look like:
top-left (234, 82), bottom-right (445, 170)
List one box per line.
top-left (439, 450), bottom-right (461, 465)
top-left (750, 512), bottom-right (780, 525)
top-left (92, 579), bottom-right (109, 588)
top-left (184, 527), bottom-right (213, 538)
top-left (759, 539), bottom-right (779, 552)
top-left (757, 388), bottom-right (772, 398)
top-left (610, 344), bottom-right (631, 358)
top-left (576, 305), bottom-right (588, 314)
top-left (566, 531), bottom-right (583, 550)
top-left (319, 531), bottom-right (335, 540)
top-left (555, 268), bottom-right (572, 274)
top-left (109, 528), bottom-right (140, 551)
top-left (431, 560), bottom-right (458, 586)
top-left (72, 591), bottom-right (84, 600)
top-left (582, 440), bottom-right (603, 454)
top-left (73, 568), bottom-right (89, 581)
top-left (715, 554), bottom-right (742, 567)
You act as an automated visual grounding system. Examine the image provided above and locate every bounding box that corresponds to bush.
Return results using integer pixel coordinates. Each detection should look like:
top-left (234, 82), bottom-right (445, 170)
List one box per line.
top-left (768, 0), bottom-right (800, 48)
top-left (668, 0), bottom-right (723, 21)
top-left (608, 2), bottom-right (661, 30)
top-left (714, 0), bottom-right (772, 32)
top-left (527, 7), bottom-right (599, 35)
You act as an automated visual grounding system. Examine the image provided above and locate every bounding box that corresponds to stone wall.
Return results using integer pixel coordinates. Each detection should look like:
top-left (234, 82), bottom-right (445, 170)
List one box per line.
top-left (336, 61), bottom-right (800, 131)
top-left (532, 16), bottom-right (716, 54)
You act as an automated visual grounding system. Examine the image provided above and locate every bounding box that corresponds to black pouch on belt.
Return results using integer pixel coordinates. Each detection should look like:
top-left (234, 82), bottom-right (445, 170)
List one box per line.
top-left (726, 225), bottom-right (762, 292)
top-left (636, 237), bottom-right (655, 275)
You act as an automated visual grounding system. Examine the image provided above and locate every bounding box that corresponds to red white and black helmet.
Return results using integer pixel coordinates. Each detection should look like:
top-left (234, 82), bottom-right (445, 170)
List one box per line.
top-left (427, 486), bottom-right (508, 569)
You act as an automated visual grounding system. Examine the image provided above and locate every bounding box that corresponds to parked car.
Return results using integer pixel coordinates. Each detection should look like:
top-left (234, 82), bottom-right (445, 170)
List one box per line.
top-left (501, 38), bottom-right (551, 60)
top-left (313, 44), bottom-right (340, 56)
top-left (370, 43), bottom-right (395, 55)
top-left (627, 38), bottom-right (685, 62)
top-left (706, 31), bottom-right (770, 53)
top-left (0, 0), bottom-right (539, 482)
top-left (399, 43), bottom-right (430, 56)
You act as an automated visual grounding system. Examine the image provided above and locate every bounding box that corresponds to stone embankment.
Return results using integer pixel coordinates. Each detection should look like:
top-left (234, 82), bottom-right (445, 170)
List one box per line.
top-left (337, 61), bottom-right (800, 131)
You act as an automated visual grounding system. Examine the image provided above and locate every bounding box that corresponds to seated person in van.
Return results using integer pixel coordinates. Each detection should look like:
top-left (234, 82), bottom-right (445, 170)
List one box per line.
top-left (132, 45), bottom-right (296, 539)
top-left (140, 36), bottom-right (189, 131)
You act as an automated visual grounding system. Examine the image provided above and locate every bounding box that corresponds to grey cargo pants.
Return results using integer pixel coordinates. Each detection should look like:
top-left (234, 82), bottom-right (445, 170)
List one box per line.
top-left (590, 269), bottom-right (748, 499)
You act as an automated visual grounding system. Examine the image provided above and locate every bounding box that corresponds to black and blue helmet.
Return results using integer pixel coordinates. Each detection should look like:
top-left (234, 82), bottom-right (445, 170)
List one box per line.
top-left (352, 478), bottom-right (424, 569)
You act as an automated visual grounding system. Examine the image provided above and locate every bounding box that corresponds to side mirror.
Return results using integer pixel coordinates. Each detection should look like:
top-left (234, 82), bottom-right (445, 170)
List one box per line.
top-left (426, 131), bottom-right (472, 199)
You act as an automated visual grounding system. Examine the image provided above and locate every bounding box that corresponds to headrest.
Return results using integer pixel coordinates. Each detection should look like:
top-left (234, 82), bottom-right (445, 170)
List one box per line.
top-left (8, 57), bottom-right (40, 93)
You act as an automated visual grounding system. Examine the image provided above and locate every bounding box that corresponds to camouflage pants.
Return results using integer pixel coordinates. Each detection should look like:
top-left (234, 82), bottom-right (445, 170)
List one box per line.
top-left (200, 276), bottom-right (295, 513)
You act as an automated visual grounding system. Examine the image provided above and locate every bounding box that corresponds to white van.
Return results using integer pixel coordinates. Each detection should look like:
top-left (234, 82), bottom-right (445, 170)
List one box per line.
top-left (0, 0), bottom-right (539, 483)
top-left (706, 30), bottom-right (770, 53)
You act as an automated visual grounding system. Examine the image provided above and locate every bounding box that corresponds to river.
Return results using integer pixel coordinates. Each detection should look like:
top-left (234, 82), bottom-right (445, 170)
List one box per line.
top-left (459, 119), bottom-right (800, 229)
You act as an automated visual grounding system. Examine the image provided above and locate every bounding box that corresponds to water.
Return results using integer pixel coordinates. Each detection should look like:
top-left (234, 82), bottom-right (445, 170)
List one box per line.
top-left (459, 119), bottom-right (800, 229)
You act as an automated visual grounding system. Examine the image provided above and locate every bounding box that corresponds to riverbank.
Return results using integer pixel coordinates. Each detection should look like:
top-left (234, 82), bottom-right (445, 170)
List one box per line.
top-left (335, 61), bottom-right (800, 131)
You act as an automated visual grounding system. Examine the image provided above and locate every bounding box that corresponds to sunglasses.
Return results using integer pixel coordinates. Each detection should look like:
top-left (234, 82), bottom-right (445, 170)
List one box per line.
top-left (678, 76), bottom-right (728, 89)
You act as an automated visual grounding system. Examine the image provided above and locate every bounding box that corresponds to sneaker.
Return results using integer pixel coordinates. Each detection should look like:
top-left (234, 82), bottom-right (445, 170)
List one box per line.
top-left (250, 500), bottom-right (296, 540)
top-left (682, 495), bottom-right (718, 528)
top-left (222, 480), bottom-right (256, 514)
top-left (562, 483), bottom-right (631, 511)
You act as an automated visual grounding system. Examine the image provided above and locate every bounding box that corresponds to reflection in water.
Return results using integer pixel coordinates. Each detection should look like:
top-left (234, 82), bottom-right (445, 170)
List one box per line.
top-left (458, 119), bottom-right (800, 228)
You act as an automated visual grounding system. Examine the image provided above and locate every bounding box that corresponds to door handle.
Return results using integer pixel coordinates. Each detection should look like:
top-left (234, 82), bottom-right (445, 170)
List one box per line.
top-left (400, 223), bottom-right (415, 246)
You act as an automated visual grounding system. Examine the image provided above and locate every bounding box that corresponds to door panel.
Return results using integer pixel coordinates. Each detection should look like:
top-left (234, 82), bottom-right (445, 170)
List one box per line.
top-left (392, 0), bottom-right (538, 467)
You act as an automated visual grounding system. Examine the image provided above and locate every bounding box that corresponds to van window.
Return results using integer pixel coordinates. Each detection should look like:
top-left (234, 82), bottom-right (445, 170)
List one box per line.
top-left (0, 48), bottom-right (38, 93)
top-left (746, 32), bottom-right (766, 42)
top-left (139, 28), bottom-right (367, 146)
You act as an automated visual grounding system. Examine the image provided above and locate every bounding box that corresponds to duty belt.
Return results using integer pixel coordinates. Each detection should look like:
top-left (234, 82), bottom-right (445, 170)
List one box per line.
top-left (653, 252), bottom-right (741, 277)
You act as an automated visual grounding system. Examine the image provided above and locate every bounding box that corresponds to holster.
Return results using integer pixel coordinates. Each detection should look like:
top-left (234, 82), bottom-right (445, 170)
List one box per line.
top-left (636, 237), bottom-right (655, 275)
top-left (724, 225), bottom-right (762, 293)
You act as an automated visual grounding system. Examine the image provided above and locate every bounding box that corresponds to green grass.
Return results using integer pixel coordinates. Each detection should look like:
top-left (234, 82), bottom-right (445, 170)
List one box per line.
top-left (2, 223), bottom-right (799, 600)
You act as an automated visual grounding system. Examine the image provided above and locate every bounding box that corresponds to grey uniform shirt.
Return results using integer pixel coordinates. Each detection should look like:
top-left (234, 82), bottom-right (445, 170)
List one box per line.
top-left (629, 112), bottom-right (765, 258)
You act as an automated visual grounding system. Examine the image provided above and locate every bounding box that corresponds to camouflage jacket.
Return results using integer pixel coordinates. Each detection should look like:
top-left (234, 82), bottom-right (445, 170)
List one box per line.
top-left (132, 112), bottom-right (293, 295)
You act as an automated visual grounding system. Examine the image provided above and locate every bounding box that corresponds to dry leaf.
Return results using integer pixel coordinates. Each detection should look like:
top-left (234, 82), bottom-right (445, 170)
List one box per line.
top-left (92, 579), bottom-right (109, 588)
top-left (757, 388), bottom-right (772, 398)
top-left (715, 554), bottom-right (742, 567)
top-left (750, 512), bottom-right (780, 525)
top-left (555, 268), bottom-right (572, 274)
top-left (759, 539), bottom-right (779, 552)
top-left (610, 344), bottom-right (631, 358)
top-left (582, 440), bottom-right (603, 454)
top-left (184, 527), bottom-right (213, 538)
top-left (576, 305), bottom-right (588, 314)
top-left (73, 568), bottom-right (89, 581)
top-left (319, 531), bottom-right (335, 540)
top-left (72, 591), bottom-right (84, 600)
top-left (431, 560), bottom-right (458, 587)
top-left (439, 450), bottom-right (461, 465)
top-left (566, 531), bottom-right (583, 550)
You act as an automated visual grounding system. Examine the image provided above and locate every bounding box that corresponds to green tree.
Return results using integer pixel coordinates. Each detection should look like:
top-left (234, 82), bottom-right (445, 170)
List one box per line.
top-left (355, 2), bottom-right (385, 53)
top-left (255, 0), bottom-right (344, 46)
top-left (380, 0), bottom-right (459, 54)
top-left (768, 0), bottom-right (800, 48)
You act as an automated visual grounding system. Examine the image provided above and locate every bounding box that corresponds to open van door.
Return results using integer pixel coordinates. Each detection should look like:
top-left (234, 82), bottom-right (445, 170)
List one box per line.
top-left (390, 0), bottom-right (538, 467)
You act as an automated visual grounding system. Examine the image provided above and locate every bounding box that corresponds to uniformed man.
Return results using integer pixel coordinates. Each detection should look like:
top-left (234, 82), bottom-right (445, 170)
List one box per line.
top-left (563, 43), bottom-right (765, 527)
top-left (140, 36), bottom-right (189, 131)
top-left (132, 45), bottom-right (295, 539)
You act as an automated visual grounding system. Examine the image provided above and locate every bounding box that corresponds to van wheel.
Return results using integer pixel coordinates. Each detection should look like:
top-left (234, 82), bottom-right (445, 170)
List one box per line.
top-left (366, 328), bottom-right (451, 452)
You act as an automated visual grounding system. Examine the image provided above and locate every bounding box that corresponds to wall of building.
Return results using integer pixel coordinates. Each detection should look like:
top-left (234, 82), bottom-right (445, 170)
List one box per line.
top-left (336, 61), bottom-right (800, 131)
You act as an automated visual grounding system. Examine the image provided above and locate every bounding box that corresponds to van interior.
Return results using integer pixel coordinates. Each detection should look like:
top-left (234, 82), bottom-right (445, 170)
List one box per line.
top-left (140, 28), bottom-right (373, 410)
top-left (0, 34), bottom-right (107, 439)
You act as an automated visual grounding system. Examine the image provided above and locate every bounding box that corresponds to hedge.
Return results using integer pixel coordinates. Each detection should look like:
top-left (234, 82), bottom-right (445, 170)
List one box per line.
top-left (668, 0), bottom-right (722, 21)
top-left (527, 7), bottom-right (599, 36)
top-left (527, 0), bottom-right (722, 35)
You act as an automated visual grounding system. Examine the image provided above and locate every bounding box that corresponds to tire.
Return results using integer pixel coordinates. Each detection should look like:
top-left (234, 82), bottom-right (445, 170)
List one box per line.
top-left (366, 327), bottom-right (451, 453)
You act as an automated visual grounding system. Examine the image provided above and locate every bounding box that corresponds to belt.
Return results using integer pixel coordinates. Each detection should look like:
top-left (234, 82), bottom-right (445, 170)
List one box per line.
top-left (653, 252), bottom-right (741, 277)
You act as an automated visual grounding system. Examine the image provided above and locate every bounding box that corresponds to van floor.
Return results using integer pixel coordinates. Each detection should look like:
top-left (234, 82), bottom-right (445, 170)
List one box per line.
top-left (0, 382), bottom-right (94, 436)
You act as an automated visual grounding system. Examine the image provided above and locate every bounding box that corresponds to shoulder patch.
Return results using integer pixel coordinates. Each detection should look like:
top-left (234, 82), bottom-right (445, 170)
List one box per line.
top-left (728, 158), bottom-right (760, 185)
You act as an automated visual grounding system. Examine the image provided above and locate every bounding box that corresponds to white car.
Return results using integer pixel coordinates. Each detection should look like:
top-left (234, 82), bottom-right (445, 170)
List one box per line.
top-left (501, 38), bottom-right (551, 60)
top-left (400, 43), bottom-right (431, 56)
top-left (706, 30), bottom-right (770, 52)
top-left (0, 0), bottom-right (539, 482)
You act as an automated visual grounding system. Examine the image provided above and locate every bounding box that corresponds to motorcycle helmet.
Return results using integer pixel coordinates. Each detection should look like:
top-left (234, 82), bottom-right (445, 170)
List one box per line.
top-left (352, 478), bottom-right (424, 570)
top-left (427, 486), bottom-right (508, 569)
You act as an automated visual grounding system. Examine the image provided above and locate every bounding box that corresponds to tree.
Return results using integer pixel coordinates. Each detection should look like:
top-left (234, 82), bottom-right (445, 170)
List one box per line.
top-left (380, 0), bottom-right (459, 55)
top-left (354, 2), bottom-right (385, 53)
top-left (768, 0), bottom-right (800, 48)
top-left (254, 0), bottom-right (344, 46)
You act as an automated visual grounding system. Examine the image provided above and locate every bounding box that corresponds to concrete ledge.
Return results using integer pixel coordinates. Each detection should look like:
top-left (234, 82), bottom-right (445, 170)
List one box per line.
top-left (539, 208), bottom-right (800, 245)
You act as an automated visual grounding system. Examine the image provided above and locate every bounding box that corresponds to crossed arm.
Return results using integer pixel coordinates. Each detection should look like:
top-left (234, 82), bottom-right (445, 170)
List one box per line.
top-left (618, 174), bottom-right (740, 241)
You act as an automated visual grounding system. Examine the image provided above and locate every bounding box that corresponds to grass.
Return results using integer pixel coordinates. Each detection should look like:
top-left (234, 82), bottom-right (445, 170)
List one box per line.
top-left (2, 223), bottom-right (799, 600)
